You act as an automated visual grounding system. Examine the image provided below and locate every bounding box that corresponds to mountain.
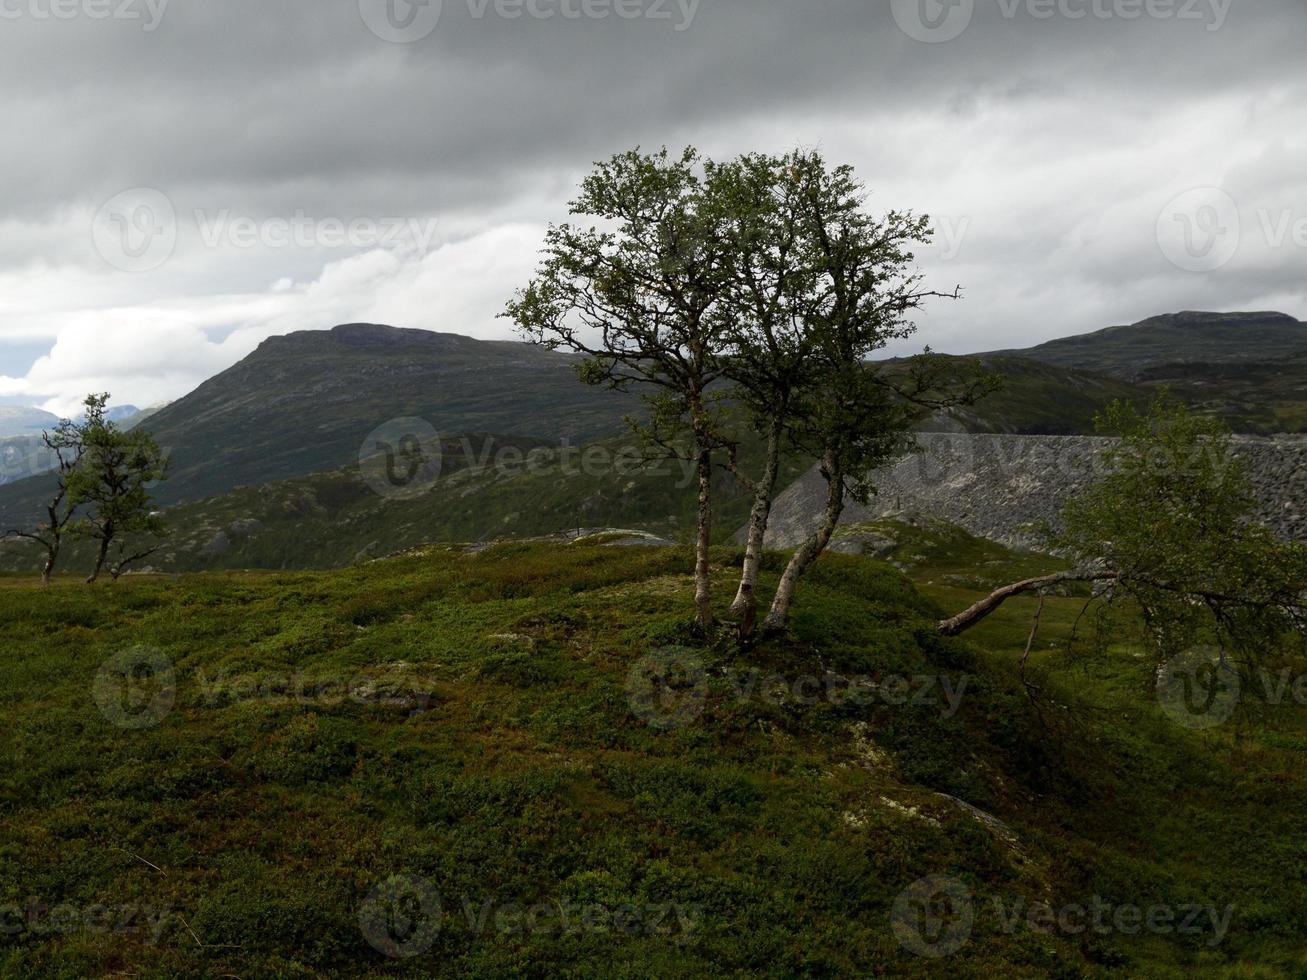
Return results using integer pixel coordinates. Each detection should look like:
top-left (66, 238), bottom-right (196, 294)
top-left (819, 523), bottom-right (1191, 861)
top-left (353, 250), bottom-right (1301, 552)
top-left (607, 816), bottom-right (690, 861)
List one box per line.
top-left (0, 405), bottom-right (58, 437)
top-left (1138, 350), bottom-right (1307, 434)
top-left (921, 355), bottom-right (1149, 435)
top-left (995, 311), bottom-right (1307, 380)
top-left (104, 404), bottom-right (142, 424)
top-left (0, 313), bottom-right (1294, 556)
top-left (133, 323), bottom-right (642, 505)
top-left (0, 324), bottom-right (637, 521)
top-left (0, 322), bottom-right (1150, 532)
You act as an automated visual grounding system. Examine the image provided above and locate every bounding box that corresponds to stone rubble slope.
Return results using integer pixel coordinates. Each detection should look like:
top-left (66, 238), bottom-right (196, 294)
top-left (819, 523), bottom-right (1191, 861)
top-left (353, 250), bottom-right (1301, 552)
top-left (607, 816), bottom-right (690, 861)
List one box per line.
top-left (756, 433), bottom-right (1307, 552)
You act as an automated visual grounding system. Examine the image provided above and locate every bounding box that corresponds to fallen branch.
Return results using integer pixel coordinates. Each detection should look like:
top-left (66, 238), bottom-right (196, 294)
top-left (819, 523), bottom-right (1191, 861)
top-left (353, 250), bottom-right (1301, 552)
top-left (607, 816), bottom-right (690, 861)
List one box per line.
top-left (937, 570), bottom-right (1118, 637)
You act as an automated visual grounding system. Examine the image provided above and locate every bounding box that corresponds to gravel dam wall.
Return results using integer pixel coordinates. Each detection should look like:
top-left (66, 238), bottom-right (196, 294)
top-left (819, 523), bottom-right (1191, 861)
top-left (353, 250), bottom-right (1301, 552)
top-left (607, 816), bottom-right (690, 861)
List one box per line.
top-left (757, 433), bottom-right (1307, 551)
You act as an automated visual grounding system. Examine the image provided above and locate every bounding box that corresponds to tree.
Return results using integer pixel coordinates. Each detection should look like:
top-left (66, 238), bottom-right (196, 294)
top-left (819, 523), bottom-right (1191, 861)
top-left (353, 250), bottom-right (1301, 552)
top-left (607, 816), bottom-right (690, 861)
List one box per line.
top-left (505, 147), bottom-right (734, 629)
top-left (937, 397), bottom-right (1307, 670)
top-left (705, 151), bottom-right (827, 639)
top-left (69, 396), bottom-right (169, 584)
top-left (729, 155), bottom-right (992, 636)
top-left (3, 408), bottom-right (88, 587)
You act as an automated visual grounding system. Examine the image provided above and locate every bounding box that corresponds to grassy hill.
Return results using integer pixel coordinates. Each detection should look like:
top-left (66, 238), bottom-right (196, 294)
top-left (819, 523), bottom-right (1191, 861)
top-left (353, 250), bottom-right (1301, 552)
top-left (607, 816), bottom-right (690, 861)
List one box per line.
top-left (0, 427), bottom-right (813, 575)
top-left (0, 324), bottom-right (640, 526)
top-left (994, 311), bottom-right (1307, 381)
top-left (1140, 351), bottom-right (1307, 434)
top-left (928, 356), bottom-right (1150, 435)
top-left (2, 530), bottom-right (1304, 976)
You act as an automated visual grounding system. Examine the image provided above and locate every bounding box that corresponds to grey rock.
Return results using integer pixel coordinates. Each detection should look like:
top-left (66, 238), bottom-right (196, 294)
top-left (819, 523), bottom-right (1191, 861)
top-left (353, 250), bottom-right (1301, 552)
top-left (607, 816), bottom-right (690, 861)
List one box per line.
top-left (757, 433), bottom-right (1307, 550)
top-left (227, 518), bottom-right (265, 539)
top-left (200, 531), bottom-right (231, 556)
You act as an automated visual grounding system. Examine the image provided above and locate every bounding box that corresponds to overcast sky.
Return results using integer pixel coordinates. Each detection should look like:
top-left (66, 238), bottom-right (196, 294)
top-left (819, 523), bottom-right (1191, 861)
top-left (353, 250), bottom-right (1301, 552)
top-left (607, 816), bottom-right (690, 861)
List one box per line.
top-left (0, 0), bottom-right (1303, 414)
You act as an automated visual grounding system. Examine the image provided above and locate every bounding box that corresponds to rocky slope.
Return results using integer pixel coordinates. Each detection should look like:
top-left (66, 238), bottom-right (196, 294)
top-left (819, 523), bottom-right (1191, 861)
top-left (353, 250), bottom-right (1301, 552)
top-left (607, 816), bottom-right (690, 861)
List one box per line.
top-left (758, 433), bottom-right (1307, 551)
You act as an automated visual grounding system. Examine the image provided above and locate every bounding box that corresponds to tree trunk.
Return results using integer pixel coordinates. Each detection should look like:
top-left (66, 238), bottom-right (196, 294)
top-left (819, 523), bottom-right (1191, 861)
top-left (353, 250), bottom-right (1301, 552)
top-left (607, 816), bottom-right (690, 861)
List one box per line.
top-left (40, 546), bottom-right (56, 589)
top-left (763, 453), bottom-right (844, 635)
top-left (730, 419), bottom-right (783, 642)
top-left (87, 534), bottom-right (111, 585)
top-left (693, 443), bottom-right (714, 629)
top-left (936, 570), bottom-right (1117, 637)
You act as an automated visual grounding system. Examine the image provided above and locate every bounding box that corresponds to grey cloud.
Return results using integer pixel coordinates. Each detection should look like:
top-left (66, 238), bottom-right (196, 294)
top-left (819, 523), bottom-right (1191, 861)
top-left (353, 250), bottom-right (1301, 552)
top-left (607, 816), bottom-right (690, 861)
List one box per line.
top-left (0, 0), bottom-right (1304, 397)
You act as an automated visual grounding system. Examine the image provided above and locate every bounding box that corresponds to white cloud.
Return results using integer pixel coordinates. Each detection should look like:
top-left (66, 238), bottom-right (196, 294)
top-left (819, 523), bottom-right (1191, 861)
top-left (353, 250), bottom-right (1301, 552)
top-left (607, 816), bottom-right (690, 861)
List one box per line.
top-left (0, 224), bottom-right (545, 415)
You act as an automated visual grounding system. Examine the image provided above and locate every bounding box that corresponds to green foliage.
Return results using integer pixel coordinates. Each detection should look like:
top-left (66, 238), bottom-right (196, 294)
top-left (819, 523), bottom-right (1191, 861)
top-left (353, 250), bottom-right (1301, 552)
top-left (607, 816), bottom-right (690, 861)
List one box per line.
top-left (1057, 394), bottom-right (1307, 666)
top-left (63, 394), bottom-right (169, 581)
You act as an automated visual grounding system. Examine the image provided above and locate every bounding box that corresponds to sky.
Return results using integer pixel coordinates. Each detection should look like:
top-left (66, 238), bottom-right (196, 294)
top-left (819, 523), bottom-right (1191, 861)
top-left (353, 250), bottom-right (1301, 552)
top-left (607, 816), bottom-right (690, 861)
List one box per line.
top-left (0, 0), bottom-right (1304, 416)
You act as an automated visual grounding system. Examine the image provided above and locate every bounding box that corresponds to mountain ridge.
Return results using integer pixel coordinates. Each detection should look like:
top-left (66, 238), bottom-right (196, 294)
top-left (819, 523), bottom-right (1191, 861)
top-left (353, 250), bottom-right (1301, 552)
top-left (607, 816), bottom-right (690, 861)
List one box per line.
top-left (989, 310), bottom-right (1307, 379)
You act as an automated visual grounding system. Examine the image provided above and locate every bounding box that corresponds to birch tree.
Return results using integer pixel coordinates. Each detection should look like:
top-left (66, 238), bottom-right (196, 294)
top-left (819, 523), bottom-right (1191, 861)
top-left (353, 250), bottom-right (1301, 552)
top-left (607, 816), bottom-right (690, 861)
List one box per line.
top-left (505, 147), bottom-right (733, 629)
top-left (732, 157), bottom-right (990, 636)
top-left (937, 397), bottom-right (1307, 661)
top-left (707, 152), bottom-right (825, 640)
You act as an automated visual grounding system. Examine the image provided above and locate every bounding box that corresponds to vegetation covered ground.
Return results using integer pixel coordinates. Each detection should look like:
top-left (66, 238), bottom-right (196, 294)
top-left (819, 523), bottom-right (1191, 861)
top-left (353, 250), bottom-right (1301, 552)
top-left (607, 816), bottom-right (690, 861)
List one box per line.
top-left (2, 528), bottom-right (1305, 977)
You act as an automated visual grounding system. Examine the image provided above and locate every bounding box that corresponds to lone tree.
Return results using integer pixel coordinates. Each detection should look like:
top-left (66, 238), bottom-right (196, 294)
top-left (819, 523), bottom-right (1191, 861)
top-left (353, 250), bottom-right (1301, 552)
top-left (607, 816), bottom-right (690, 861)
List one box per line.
top-left (68, 395), bottom-right (169, 584)
top-left (937, 397), bottom-right (1307, 668)
top-left (506, 147), bottom-right (734, 629)
top-left (3, 409), bottom-right (88, 587)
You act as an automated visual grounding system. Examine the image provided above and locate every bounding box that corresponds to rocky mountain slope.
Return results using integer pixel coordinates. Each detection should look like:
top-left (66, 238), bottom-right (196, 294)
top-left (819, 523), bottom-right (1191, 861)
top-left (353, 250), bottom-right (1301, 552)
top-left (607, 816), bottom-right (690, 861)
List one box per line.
top-left (1138, 350), bottom-right (1307, 434)
top-left (758, 433), bottom-right (1307, 552)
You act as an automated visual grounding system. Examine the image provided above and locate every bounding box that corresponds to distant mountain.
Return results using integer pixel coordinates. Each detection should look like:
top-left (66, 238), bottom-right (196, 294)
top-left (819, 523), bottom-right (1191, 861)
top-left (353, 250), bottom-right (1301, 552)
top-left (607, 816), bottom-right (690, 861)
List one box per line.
top-left (0, 406), bottom-right (58, 438)
top-left (104, 405), bottom-right (141, 424)
top-left (120, 403), bottom-right (167, 429)
top-left (2, 313), bottom-right (1295, 549)
top-left (0, 324), bottom-right (639, 524)
top-left (995, 311), bottom-right (1307, 380)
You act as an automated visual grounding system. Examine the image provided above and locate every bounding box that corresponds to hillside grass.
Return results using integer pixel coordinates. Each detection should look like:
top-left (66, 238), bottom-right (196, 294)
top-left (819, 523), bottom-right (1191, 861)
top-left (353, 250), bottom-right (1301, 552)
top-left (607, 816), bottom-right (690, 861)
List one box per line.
top-left (2, 531), bottom-right (1306, 977)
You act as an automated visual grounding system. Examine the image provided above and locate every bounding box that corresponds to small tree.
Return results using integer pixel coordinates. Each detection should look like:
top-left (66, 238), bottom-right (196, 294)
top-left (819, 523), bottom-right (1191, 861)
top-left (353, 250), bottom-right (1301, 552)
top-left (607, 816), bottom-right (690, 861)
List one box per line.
top-left (69, 396), bottom-right (169, 584)
top-left (506, 147), bottom-right (734, 629)
top-left (706, 151), bottom-right (826, 639)
top-left (730, 155), bottom-right (992, 636)
top-left (3, 410), bottom-right (87, 587)
top-left (937, 397), bottom-right (1307, 665)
